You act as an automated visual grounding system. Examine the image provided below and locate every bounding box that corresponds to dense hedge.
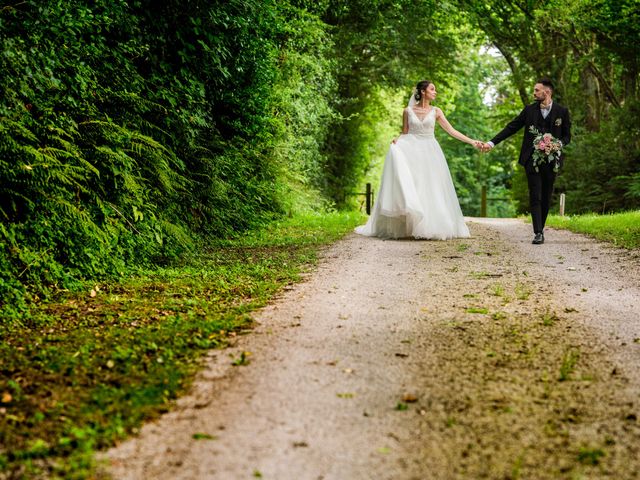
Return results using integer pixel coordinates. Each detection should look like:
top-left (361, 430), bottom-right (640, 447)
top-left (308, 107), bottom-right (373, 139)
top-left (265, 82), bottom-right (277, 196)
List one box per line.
top-left (0, 0), bottom-right (337, 315)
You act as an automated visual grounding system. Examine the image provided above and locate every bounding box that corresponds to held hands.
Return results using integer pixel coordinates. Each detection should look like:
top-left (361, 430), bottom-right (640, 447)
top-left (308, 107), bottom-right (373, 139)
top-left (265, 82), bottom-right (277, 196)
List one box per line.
top-left (472, 140), bottom-right (493, 153)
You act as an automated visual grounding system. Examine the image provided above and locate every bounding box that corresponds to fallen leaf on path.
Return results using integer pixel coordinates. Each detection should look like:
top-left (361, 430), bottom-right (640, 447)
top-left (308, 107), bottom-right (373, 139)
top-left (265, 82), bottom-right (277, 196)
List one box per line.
top-left (395, 352), bottom-right (409, 358)
top-left (336, 392), bottom-right (354, 398)
top-left (192, 433), bottom-right (216, 440)
top-left (402, 393), bottom-right (418, 403)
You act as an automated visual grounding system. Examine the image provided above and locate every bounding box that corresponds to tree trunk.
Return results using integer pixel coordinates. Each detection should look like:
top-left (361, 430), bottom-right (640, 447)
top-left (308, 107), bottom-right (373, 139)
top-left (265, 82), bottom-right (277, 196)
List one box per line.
top-left (581, 67), bottom-right (600, 131)
top-left (494, 42), bottom-right (528, 107)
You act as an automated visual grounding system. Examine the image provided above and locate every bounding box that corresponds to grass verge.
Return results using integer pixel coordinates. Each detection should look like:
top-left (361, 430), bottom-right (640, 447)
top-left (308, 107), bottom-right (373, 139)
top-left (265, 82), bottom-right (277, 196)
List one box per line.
top-left (544, 210), bottom-right (640, 249)
top-left (0, 211), bottom-right (364, 478)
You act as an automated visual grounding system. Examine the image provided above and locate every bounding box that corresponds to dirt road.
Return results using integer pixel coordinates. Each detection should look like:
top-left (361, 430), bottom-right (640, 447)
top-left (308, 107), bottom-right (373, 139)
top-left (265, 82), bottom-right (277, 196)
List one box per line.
top-left (104, 218), bottom-right (640, 479)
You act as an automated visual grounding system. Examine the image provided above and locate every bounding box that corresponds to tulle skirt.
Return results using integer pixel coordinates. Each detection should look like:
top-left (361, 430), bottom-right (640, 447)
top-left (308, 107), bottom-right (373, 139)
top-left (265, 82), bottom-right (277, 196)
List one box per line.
top-left (355, 133), bottom-right (470, 240)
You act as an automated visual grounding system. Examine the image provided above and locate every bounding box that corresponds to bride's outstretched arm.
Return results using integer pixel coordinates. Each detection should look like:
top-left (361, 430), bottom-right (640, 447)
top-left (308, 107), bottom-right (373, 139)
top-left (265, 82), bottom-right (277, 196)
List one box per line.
top-left (435, 108), bottom-right (479, 146)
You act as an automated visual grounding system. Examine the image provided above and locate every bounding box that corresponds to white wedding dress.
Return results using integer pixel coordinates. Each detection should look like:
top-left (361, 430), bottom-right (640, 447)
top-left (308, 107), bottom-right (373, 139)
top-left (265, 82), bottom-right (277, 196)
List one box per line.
top-left (355, 107), bottom-right (470, 239)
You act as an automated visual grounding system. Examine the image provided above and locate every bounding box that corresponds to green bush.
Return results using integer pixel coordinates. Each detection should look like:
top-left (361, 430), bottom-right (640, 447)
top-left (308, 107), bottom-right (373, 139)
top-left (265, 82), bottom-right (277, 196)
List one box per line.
top-left (556, 100), bottom-right (640, 214)
top-left (0, 0), bottom-right (337, 317)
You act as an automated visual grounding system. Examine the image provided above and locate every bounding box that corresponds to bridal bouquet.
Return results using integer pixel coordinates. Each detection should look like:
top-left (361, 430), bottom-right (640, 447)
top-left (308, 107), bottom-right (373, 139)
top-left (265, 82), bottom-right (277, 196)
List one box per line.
top-left (529, 126), bottom-right (562, 172)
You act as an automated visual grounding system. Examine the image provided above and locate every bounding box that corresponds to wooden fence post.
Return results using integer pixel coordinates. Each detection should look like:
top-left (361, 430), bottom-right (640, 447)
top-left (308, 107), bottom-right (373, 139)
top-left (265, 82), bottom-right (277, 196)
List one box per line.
top-left (559, 193), bottom-right (566, 216)
top-left (366, 183), bottom-right (372, 215)
top-left (480, 185), bottom-right (487, 217)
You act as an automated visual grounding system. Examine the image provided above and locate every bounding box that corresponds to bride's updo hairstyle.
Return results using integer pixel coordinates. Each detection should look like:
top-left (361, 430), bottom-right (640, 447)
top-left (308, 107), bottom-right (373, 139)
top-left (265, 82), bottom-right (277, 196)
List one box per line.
top-left (414, 80), bottom-right (433, 102)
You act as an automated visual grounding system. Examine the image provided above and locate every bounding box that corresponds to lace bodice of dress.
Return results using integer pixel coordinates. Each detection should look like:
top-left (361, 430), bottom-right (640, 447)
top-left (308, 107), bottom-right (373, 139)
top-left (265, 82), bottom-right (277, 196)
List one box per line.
top-left (406, 107), bottom-right (436, 137)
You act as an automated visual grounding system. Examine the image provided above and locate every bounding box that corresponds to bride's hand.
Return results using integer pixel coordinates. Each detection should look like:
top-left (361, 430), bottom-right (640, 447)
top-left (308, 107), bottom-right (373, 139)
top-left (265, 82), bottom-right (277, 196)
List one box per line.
top-left (472, 140), bottom-right (489, 151)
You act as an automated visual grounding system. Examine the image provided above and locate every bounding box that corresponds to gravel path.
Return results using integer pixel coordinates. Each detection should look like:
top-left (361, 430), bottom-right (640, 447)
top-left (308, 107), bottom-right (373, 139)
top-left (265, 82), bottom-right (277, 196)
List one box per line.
top-left (103, 218), bottom-right (640, 479)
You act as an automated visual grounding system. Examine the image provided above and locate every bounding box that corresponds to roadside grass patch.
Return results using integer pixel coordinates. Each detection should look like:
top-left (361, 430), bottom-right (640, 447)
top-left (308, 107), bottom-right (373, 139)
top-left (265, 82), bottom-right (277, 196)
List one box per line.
top-left (489, 283), bottom-right (505, 297)
top-left (540, 310), bottom-right (559, 326)
top-left (231, 351), bottom-right (252, 366)
top-left (514, 283), bottom-right (532, 301)
top-left (470, 271), bottom-right (489, 279)
top-left (559, 348), bottom-right (581, 381)
top-left (491, 311), bottom-right (507, 321)
top-left (577, 446), bottom-right (606, 465)
top-left (466, 307), bottom-right (489, 314)
top-left (0, 211), bottom-right (363, 478)
top-left (457, 243), bottom-right (471, 252)
top-left (545, 211), bottom-right (640, 249)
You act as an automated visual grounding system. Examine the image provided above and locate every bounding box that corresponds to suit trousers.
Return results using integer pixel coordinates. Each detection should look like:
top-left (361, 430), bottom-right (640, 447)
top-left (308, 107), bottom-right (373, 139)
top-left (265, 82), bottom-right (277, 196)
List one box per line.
top-left (526, 161), bottom-right (557, 234)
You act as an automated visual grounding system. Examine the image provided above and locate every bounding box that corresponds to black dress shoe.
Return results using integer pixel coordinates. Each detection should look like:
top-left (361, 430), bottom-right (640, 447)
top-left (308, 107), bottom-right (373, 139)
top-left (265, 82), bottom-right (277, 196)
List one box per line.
top-left (532, 233), bottom-right (544, 244)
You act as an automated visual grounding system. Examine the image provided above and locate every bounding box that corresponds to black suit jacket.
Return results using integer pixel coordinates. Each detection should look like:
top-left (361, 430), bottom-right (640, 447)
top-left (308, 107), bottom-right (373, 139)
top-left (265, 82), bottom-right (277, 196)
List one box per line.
top-left (491, 102), bottom-right (571, 170)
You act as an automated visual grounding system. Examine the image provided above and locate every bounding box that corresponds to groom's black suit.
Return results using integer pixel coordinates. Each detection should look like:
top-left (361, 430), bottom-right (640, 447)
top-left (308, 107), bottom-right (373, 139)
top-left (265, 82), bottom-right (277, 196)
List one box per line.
top-left (490, 101), bottom-right (571, 234)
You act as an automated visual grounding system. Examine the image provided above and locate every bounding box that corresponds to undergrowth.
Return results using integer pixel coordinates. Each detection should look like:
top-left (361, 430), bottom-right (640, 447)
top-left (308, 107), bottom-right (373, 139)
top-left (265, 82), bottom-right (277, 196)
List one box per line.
top-left (0, 211), bottom-right (363, 479)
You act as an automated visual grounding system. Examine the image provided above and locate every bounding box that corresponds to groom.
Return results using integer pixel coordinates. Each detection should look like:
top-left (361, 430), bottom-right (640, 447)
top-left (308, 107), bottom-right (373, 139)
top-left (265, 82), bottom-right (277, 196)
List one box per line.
top-left (484, 78), bottom-right (571, 244)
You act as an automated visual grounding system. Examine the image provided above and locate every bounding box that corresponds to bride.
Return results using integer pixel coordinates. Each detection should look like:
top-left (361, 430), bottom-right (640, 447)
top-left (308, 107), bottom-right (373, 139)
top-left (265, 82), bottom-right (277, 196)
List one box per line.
top-left (355, 80), bottom-right (481, 240)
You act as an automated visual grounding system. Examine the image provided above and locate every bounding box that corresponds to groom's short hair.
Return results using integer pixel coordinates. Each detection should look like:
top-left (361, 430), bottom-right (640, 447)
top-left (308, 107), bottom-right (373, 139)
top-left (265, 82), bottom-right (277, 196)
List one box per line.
top-left (537, 77), bottom-right (555, 92)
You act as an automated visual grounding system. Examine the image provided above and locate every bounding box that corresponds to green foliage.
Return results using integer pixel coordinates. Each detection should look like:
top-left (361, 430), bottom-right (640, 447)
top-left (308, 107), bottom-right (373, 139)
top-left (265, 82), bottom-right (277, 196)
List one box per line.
top-left (0, 211), bottom-right (362, 477)
top-left (0, 0), bottom-right (338, 316)
top-left (461, 0), bottom-right (640, 214)
top-left (557, 100), bottom-right (640, 213)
